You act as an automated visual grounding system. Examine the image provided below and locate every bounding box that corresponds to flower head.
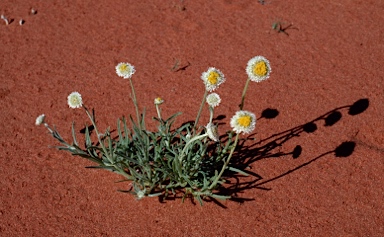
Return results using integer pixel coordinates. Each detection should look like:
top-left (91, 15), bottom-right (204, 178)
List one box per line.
top-left (67, 92), bottom-right (83, 109)
top-left (246, 56), bottom-right (271, 82)
top-left (116, 62), bottom-right (136, 79)
top-left (206, 93), bottom-right (221, 108)
top-left (206, 122), bottom-right (219, 142)
top-left (154, 97), bottom-right (164, 105)
top-left (230, 110), bottom-right (256, 134)
top-left (35, 114), bottom-right (45, 126)
top-left (201, 67), bottom-right (225, 92)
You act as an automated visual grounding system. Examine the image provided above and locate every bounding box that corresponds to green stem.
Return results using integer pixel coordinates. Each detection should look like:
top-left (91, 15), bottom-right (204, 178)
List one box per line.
top-left (194, 90), bottom-right (208, 131)
top-left (83, 106), bottom-right (113, 164)
top-left (208, 132), bottom-right (240, 190)
top-left (83, 106), bottom-right (131, 180)
top-left (43, 123), bottom-right (54, 134)
top-left (178, 133), bottom-right (208, 162)
top-left (129, 78), bottom-right (141, 129)
top-left (155, 104), bottom-right (162, 120)
top-left (209, 106), bottom-right (214, 123)
top-left (239, 78), bottom-right (251, 110)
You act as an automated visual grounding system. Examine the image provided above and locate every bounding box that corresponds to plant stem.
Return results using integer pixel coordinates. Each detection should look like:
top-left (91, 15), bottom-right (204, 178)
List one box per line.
top-left (129, 78), bottom-right (141, 129)
top-left (83, 106), bottom-right (131, 180)
top-left (83, 106), bottom-right (111, 161)
top-left (155, 104), bottom-right (162, 120)
top-left (239, 78), bottom-right (251, 110)
top-left (208, 132), bottom-right (240, 190)
top-left (194, 90), bottom-right (208, 132)
top-left (178, 133), bottom-right (208, 162)
top-left (209, 78), bottom-right (251, 189)
top-left (43, 123), bottom-right (54, 133)
top-left (209, 106), bottom-right (214, 123)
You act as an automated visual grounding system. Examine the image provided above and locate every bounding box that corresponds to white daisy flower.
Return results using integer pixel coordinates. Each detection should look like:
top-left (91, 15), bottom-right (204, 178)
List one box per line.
top-left (206, 93), bottom-right (221, 108)
top-left (67, 92), bottom-right (83, 109)
top-left (246, 56), bottom-right (271, 82)
top-left (206, 122), bottom-right (219, 142)
top-left (201, 67), bottom-right (225, 92)
top-left (154, 97), bottom-right (164, 105)
top-left (115, 62), bottom-right (136, 79)
top-left (230, 110), bottom-right (256, 134)
top-left (35, 114), bottom-right (45, 126)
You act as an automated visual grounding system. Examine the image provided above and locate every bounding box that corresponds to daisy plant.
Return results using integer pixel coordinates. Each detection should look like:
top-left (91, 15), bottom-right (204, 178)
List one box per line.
top-left (37, 56), bottom-right (271, 205)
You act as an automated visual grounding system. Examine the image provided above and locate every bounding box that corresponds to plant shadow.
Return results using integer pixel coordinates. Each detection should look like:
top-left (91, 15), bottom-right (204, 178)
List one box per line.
top-left (213, 98), bottom-right (368, 206)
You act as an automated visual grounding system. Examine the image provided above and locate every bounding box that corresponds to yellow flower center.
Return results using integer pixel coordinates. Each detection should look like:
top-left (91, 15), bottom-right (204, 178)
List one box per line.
top-left (237, 115), bottom-right (251, 127)
top-left (154, 97), bottom-right (164, 105)
top-left (253, 61), bottom-right (268, 76)
top-left (207, 71), bottom-right (220, 85)
top-left (70, 96), bottom-right (80, 105)
top-left (119, 64), bottom-right (129, 73)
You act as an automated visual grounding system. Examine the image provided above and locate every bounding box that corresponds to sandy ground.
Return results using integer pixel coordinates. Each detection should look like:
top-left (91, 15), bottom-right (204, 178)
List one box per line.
top-left (1, 0), bottom-right (383, 236)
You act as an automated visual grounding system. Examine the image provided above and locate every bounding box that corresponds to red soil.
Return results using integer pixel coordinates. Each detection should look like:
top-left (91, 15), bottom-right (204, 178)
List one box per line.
top-left (1, 0), bottom-right (383, 236)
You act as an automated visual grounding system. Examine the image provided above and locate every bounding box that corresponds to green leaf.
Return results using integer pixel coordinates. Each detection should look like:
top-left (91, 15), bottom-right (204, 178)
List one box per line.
top-left (147, 192), bottom-right (163, 197)
top-left (71, 122), bottom-right (78, 146)
top-left (208, 193), bottom-right (231, 200)
top-left (85, 125), bottom-right (92, 147)
top-left (227, 166), bottom-right (249, 176)
top-left (164, 112), bottom-right (182, 124)
top-left (195, 194), bottom-right (204, 206)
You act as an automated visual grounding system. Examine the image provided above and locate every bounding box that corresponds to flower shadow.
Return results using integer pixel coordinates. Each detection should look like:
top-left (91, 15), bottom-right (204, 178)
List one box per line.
top-left (216, 98), bottom-right (368, 206)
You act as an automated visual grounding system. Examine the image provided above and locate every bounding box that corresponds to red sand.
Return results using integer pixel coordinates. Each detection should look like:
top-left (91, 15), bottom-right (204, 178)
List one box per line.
top-left (1, 0), bottom-right (383, 236)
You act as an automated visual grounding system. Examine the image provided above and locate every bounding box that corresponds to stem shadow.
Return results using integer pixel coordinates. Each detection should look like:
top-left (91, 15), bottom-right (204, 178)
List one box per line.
top-left (216, 98), bottom-right (368, 206)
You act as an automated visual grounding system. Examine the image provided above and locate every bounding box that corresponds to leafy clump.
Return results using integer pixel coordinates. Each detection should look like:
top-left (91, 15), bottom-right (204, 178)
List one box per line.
top-left (37, 56), bottom-right (272, 205)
